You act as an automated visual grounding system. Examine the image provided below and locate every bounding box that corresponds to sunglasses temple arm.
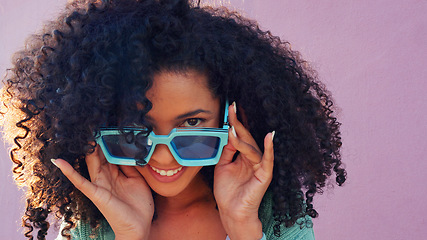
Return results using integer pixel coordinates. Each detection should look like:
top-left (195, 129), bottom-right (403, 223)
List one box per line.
top-left (223, 99), bottom-right (229, 128)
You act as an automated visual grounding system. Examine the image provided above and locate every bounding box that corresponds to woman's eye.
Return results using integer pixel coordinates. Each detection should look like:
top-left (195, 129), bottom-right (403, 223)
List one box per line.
top-left (181, 118), bottom-right (202, 127)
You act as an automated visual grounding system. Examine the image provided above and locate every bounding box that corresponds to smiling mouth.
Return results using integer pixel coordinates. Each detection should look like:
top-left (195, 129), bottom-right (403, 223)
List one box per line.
top-left (150, 165), bottom-right (183, 176)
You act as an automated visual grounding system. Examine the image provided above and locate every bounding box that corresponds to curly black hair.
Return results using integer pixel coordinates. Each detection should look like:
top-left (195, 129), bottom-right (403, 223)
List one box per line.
top-left (0, 0), bottom-right (346, 239)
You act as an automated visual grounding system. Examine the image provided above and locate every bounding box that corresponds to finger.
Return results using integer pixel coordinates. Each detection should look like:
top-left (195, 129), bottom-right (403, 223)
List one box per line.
top-left (52, 158), bottom-right (136, 221)
top-left (216, 143), bottom-right (237, 166)
top-left (228, 102), bottom-right (260, 152)
top-left (51, 158), bottom-right (100, 199)
top-left (85, 145), bottom-right (107, 180)
top-left (228, 125), bottom-right (262, 165)
top-left (253, 131), bottom-right (275, 184)
top-left (261, 131), bottom-right (275, 174)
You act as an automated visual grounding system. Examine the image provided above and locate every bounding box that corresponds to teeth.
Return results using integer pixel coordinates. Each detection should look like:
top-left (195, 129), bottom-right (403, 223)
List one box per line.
top-left (150, 166), bottom-right (183, 177)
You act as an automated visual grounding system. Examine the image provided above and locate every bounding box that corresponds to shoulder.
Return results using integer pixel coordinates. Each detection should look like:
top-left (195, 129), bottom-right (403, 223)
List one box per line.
top-left (259, 191), bottom-right (315, 240)
top-left (55, 219), bottom-right (115, 240)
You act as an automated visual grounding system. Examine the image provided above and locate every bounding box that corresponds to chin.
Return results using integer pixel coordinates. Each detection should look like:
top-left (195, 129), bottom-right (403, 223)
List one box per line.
top-left (152, 187), bottom-right (183, 198)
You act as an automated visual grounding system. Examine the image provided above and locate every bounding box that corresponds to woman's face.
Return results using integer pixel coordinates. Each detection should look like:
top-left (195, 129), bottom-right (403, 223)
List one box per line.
top-left (135, 70), bottom-right (220, 197)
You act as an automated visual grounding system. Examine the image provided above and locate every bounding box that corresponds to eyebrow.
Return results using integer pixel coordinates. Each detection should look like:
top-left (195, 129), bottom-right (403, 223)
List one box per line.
top-left (144, 109), bottom-right (212, 121)
top-left (176, 109), bottom-right (212, 119)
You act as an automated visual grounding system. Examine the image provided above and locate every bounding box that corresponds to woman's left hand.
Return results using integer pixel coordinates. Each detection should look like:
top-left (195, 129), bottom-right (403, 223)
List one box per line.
top-left (214, 102), bottom-right (275, 240)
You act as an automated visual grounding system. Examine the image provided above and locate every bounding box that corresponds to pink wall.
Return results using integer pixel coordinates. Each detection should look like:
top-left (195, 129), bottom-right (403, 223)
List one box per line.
top-left (1, 0), bottom-right (426, 239)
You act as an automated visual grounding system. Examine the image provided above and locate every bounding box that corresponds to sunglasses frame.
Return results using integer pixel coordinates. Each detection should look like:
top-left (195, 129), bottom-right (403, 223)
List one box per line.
top-left (95, 100), bottom-right (229, 166)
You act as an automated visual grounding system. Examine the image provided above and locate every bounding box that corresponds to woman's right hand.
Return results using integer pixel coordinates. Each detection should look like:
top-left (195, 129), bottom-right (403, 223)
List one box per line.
top-left (52, 146), bottom-right (154, 240)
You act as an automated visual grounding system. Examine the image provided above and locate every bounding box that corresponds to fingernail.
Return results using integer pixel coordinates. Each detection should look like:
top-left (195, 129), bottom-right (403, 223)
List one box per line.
top-left (231, 126), bottom-right (237, 138)
top-left (51, 159), bottom-right (58, 168)
top-left (232, 101), bottom-right (237, 114)
top-left (271, 131), bottom-right (276, 142)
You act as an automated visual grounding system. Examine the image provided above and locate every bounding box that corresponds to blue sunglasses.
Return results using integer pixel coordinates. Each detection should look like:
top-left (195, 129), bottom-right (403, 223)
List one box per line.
top-left (95, 101), bottom-right (229, 166)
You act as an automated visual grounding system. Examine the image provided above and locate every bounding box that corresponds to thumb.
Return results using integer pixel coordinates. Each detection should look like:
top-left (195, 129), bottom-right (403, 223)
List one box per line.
top-left (51, 158), bottom-right (98, 200)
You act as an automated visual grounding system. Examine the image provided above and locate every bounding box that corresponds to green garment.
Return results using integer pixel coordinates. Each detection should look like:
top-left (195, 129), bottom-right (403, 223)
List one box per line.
top-left (56, 192), bottom-right (315, 240)
top-left (259, 192), bottom-right (315, 240)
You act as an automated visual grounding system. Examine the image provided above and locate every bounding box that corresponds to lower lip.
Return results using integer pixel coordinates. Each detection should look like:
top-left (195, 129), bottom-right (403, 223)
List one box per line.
top-left (147, 165), bottom-right (186, 183)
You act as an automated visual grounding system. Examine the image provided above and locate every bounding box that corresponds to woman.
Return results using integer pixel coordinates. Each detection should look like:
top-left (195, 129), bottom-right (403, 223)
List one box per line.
top-left (0, 0), bottom-right (346, 239)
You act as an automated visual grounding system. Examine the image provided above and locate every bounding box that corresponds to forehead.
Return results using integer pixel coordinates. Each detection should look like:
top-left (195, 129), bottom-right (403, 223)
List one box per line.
top-left (145, 70), bottom-right (219, 119)
top-left (147, 70), bottom-right (213, 100)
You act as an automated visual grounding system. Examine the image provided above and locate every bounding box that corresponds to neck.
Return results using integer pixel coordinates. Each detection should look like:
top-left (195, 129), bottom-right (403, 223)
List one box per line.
top-left (154, 173), bottom-right (215, 215)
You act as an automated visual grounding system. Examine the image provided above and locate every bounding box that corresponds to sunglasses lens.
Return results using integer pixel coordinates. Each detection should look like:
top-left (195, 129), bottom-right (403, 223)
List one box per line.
top-left (171, 136), bottom-right (220, 159)
top-left (102, 134), bottom-right (151, 163)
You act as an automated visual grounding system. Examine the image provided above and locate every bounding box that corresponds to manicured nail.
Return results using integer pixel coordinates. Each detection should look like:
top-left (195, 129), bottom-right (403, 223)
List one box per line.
top-left (231, 126), bottom-right (237, 138)
top-left (271, 131), bottom-right (276, 142)
top-left (51, 159), bottom-right (58, 168)
top-left (232, 101), bottom-right (237, 114)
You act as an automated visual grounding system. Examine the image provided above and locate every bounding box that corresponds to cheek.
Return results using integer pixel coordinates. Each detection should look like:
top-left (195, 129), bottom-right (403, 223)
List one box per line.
top-left (189, 166), bottom-right (203, 175)
top-left (181, 166), bottom-right (203, 181)
top-left (135, 166), bottom-right (149, 178)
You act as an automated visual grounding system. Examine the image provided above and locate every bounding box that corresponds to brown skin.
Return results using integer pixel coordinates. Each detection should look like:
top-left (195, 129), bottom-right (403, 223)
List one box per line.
top-left (141, 70), bottom-right (226, 239)
top-left (52, 69), bottom-right (274, 240)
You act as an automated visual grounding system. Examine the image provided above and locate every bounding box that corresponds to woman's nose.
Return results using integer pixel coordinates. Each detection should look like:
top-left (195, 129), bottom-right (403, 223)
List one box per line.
top-left (149, 143), bottom-right (177, 166)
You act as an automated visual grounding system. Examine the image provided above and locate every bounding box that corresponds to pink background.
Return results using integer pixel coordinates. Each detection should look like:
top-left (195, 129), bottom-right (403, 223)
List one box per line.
top-left (1, 0), bottom-right (426, 239)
